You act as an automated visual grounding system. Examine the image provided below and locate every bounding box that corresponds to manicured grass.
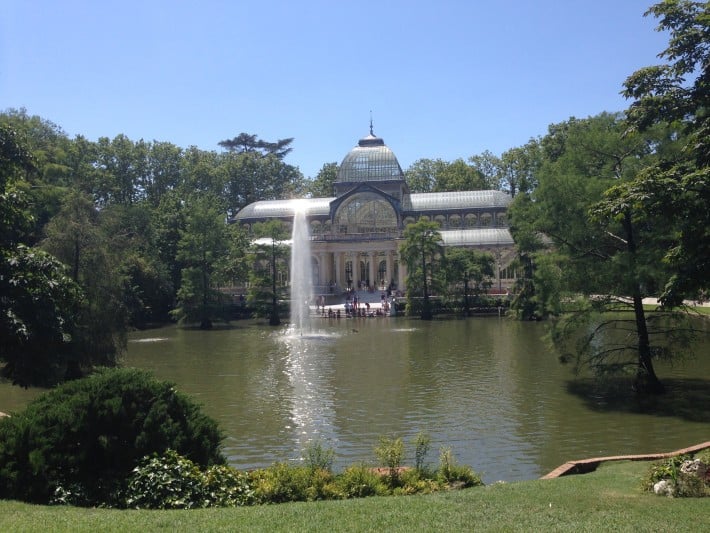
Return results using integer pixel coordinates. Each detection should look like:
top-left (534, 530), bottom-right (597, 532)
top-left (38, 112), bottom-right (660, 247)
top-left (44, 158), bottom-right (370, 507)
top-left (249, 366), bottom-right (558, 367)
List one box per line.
top-left (0, 460), bottom-right (707, 532)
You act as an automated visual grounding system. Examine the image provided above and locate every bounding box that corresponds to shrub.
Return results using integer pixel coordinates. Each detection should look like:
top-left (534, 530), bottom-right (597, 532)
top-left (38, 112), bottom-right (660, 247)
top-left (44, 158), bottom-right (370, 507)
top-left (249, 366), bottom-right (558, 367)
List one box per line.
top-left (643, 454), bottom-right (709, 498)
top-left (250, 462), bottom-right (337, 503)
top-left (302, 440), bottom-right (334, 472)
top-left (437, 447), bottom-right (484, 488)
top-left (0, 368), bottom-right (224, 506)
top-left (336, 464), bottom-right (388, 499)
top-left (374, 436), bottom-right (404, 486)
top-left (642, 455), bottom-right (689, 492)
top-left (414, 431), bottom-right (432, 474)
top-left (125, 449), bottom-right (205, 509)
top-left (124, 450), bottom-right (255, 509)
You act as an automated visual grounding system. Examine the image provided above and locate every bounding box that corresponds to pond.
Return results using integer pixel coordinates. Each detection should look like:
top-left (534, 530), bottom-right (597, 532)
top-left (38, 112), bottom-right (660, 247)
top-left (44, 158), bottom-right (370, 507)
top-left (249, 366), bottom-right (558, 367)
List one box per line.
top-left (124, 316), bottom-right (709, 483)
top-left (1, 316), bottom-right (708, 484)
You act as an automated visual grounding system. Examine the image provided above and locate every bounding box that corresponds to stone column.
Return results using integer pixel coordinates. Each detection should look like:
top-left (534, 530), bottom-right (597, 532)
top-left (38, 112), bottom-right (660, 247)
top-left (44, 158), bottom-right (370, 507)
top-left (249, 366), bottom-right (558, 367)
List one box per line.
top-left (398, 257), bottom-right (407, 292)
top-left (351, 252), bottom-right (359, 289)
top-left (318, 252), bottom-right (327, 286)
top-left (368, 251), bottom-right (377, 289)
top-left (385, 250), bottom-right (393, 287)
top-left (334, 252), bottom-right (342, 289)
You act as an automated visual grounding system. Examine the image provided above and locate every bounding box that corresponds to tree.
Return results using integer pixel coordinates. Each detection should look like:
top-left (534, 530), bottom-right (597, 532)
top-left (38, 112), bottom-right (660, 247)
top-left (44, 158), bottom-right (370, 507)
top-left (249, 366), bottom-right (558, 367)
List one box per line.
top-left (306, 162), bottom-right (338, 197)
top-left (404, 158), bottom-right (447, 193)
top-left (400, 220), bottom-right (444, 320)
top-left (468, 150), bottom-right (503, 190)
top-left (509, 113), bottom-right (687, 393)
top-left (442, 248), bottom-right (494, 316)
top-left (218, 132), bottom-right (294, 160)
top-left (611, 0), bottom-right (710, 305)
top-left (220, 151), bottom-right (305, 217)
top-left (42, 190), bottom-right (127, 374)
top-left (0, 124), bottom-right (85, 387)
top-left (499, 140), bottom-right (543, 197)
top-left (246, 220), bottom-right (289, 325)
top-left (433, 159), bottom-right (488, 192)
top-left (172, 193), bottom-right (231, 329)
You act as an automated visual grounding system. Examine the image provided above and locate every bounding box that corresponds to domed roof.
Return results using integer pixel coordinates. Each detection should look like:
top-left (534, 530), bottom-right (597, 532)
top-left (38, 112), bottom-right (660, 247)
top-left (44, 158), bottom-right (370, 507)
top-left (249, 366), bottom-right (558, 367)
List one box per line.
top-left (335, 129), bottom-right (404, 183)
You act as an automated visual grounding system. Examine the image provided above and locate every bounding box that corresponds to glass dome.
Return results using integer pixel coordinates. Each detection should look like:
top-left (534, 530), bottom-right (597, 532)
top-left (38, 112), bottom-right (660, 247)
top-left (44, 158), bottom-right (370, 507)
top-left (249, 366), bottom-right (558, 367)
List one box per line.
top-left (336, 132), bottom-right (404, 183)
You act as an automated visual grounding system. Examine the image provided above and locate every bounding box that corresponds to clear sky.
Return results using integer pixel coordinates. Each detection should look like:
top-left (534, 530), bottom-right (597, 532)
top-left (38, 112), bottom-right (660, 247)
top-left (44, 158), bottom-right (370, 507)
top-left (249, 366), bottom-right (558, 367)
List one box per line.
top-left (1, 1), bottom-right (669, 179)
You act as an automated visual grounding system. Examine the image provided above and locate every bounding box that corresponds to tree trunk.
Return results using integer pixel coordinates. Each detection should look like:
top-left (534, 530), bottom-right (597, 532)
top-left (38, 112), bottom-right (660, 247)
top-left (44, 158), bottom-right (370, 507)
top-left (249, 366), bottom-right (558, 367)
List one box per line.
top-left (624, 213), bottom-right (664, 394)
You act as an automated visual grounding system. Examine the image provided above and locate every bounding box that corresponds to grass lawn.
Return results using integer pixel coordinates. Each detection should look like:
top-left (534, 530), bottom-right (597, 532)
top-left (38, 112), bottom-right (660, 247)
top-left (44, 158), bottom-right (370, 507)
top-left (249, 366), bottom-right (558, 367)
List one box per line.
top-left (0, 460), bottom-right (707, 532)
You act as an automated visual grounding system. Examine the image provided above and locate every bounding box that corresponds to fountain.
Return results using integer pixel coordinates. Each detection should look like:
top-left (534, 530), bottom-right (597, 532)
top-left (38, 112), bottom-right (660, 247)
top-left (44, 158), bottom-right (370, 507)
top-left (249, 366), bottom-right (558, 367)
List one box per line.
top-left (289, 203), bottom-right (313, 333)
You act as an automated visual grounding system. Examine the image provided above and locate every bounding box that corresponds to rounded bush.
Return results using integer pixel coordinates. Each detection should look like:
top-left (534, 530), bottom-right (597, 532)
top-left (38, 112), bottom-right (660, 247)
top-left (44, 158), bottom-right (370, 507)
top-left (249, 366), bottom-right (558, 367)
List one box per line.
top-left (0, 368), bottom-right (224, 506)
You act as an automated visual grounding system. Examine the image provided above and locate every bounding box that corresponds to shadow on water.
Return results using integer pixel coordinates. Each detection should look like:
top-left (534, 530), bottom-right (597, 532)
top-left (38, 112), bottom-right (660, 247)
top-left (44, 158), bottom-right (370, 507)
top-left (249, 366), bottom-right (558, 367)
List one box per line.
top-left (566, 377), bottom-right (710, 423)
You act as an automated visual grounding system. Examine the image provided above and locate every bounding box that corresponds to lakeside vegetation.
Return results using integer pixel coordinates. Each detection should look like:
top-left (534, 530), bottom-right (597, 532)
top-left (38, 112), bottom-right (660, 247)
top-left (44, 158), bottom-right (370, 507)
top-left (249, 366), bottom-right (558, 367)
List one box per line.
top-left (0, 460), bottom-right (707, 532)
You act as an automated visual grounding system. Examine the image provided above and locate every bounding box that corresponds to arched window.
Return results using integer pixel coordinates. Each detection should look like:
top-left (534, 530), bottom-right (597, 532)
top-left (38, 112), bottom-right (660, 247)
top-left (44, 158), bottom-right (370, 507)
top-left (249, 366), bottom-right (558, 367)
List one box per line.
top-left (465, 214), bottom-right (477, 227)
top-left (334, 193), bottom-right (398, 234)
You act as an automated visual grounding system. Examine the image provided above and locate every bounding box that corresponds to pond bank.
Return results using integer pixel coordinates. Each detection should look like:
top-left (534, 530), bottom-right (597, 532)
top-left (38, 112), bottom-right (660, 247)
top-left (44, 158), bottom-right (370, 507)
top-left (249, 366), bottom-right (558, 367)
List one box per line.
top-left (542, 440), bottom-right (710, 479)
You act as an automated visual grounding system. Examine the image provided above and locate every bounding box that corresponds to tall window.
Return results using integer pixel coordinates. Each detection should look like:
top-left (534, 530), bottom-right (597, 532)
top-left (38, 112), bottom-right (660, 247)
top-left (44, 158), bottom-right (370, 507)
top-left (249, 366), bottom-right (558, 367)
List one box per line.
top-left (334, 193), bottom-right (397, 234)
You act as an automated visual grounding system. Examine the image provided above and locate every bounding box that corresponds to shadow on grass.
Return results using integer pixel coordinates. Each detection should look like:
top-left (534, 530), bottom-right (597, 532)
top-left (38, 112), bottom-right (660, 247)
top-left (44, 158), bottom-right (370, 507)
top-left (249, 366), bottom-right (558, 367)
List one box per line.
top-left (566, 377), bottom-right (710, 423)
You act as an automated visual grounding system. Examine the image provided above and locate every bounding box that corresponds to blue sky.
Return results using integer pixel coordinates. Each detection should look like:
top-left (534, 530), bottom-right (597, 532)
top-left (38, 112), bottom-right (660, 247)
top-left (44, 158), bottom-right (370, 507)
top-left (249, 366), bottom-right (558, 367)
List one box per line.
top-left (1, 1), bottom-right (668, 179)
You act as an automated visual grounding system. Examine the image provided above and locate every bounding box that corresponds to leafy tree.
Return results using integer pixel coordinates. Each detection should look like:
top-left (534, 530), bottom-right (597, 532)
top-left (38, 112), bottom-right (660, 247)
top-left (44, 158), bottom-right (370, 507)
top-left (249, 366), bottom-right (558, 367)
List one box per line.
top-left (400, 220), bottom-right (444, 320)
top-left (306, 162), bottom-right (339, 197)
top-left (433, 158), bottom-right (488, 192)
top-left (220, 151), bottom-right (305, 217)
top-left (609, 0), bottom-right (710, 305)
top-left (246, 220), bottom-right (289, 325)
top-left (509, 113), bottom-right (687, 393)
top-left (468, 150), bottom-right (503, 190)
top-left (442, 248), bottom-right (495, 316)
top-left (94, 134), bottom-right (149, 206)
top-left (404, 158), bottom-right (447, 193)
top-left (0, 125), bottom-right (86, 387)
top-left (145, 141), bottom-right (183, 206)
top-left (172, 193), bottom-right (231, 329)
top-left (42, 190), bottom-right (126, 374)
top-left (499, 140), bottom-right (543, 197)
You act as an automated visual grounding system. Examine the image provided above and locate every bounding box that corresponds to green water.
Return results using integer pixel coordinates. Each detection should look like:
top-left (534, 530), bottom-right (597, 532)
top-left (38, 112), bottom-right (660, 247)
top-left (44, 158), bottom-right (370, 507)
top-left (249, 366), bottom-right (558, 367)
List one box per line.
top-left (3, 317), bottom-right (708, 482)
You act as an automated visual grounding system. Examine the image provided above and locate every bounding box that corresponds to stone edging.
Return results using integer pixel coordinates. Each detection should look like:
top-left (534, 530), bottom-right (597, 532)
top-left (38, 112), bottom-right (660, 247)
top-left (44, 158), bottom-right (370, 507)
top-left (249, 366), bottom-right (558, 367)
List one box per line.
top-left (541, 441), bottom-right (710, 479)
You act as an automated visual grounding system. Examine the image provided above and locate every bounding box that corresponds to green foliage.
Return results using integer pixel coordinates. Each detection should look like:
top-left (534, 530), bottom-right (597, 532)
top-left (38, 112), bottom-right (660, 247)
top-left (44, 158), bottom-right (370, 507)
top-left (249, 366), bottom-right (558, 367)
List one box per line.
top-left (414, 431), bottom-right (431, 473)
top-left (0, 368), bottom-right (224, 506)
top-left (642, 454), bottom-right (709, 498)
top-left (302, 440), bottom-right (335, 472)
top-left (125, 449), bottom-right (205, 509)
top-left (172, 192), bottom-right (231, 329)
top-left (400, 220), bottom-right (444, 320)
top-left (335, 465), bottom-right (388, 499)
top-left (125, 450), bottom-right (254, 509)
top-left (250, 462), bottom-right (338, 503)
top-left (437, 447), bottom-right (484, 488)
top-left (374, 436), bottom-right (405, 485)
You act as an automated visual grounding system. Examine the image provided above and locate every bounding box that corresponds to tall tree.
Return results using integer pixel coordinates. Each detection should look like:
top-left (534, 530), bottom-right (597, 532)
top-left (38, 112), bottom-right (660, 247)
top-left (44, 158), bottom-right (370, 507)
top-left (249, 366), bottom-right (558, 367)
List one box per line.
top-left (499, 140), bottom-right (543, 197)
top-left (42, 190), bottom-right (126, 373)
top-left (171, 193), bottom-right (230, 329)
top-left (218, 133), bottom-right (294, 160)
top-left (609, 0), bottom-right (710, 305)
top-left (433, 159), bottom-right (488, 192)
top-left (442, 248), bottom-right (494, 316)
top-left (404, 158), bottom-right (447, 193)
top-left (246, 220), bottom-right (289, 326)
top-left (509, 113), bottom-right (687, 393)
top-left (400, 220), bottom-right (444, 320)
top-left (306, 162), bottom-right (339, 197)
top-left (0, 124), bottom-right (85, 387)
